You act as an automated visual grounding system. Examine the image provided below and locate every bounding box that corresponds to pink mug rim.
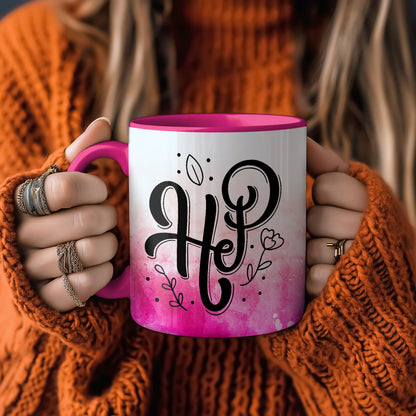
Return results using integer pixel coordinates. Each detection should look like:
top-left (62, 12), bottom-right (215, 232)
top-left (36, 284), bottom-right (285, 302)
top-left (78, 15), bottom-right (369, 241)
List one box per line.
top-left (129, 113), bottom-right (306, 132)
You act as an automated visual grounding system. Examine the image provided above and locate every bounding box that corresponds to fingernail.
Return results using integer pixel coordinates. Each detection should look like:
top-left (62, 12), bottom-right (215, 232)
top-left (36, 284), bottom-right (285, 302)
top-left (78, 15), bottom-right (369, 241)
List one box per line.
top-left (85, 116), bottom-right (111, 132)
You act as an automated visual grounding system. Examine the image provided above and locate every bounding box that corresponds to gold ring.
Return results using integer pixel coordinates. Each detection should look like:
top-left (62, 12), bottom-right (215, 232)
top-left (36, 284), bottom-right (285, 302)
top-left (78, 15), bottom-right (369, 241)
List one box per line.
top-left (326, 239), bottom-right (347, 264)
top-left (61, 274), bottom-right (86, 308)
top-left (57, 241), bottom-right (84, 275)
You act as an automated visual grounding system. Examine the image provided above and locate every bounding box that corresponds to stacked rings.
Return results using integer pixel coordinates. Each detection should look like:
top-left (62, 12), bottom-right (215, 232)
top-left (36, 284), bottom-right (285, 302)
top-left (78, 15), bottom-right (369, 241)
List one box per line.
top-left (17, 165), bottom-right (87, 309)
top-left (57, 241), bottom-right (86, 308)
top-left (17, 165), bottom-right (59, 216)
top-left (57, 241), bottom-right (84, 275)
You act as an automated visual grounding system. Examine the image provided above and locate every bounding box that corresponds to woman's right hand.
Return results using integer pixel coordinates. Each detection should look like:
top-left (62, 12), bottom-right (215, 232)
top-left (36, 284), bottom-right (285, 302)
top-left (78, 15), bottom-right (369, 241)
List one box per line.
top-left (15, 118), bottom-right (119, 312)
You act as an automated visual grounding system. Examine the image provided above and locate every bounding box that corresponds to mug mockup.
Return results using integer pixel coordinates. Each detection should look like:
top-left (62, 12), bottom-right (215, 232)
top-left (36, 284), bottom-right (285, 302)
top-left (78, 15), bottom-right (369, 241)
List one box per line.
top-left (68, 113), bottom-right (306, 337)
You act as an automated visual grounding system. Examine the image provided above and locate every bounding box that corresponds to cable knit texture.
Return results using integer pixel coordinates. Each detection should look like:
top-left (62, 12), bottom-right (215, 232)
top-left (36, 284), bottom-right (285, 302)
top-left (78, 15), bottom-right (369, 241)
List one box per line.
top-left (0, 1), bottom-right (415, 415)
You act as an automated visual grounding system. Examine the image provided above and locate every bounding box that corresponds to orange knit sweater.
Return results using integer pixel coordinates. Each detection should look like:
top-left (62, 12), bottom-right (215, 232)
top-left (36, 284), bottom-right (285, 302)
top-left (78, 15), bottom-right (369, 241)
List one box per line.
top-left (0, 2), bottom-right (416, 415)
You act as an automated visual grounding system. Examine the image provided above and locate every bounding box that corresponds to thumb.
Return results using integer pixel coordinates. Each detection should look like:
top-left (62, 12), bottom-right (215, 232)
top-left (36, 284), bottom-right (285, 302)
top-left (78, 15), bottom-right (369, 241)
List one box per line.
top-left (307, 136), bottom-right (349, 178)
top-left (65, 117), bottom-right (112, 163)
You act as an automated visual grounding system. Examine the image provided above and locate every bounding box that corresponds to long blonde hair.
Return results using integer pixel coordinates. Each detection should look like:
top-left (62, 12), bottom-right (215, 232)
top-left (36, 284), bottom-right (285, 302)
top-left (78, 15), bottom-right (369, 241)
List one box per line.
top-left (53, 0), bottom-right (416, 223)
top-left (299, 0), bottom-right (416, 223)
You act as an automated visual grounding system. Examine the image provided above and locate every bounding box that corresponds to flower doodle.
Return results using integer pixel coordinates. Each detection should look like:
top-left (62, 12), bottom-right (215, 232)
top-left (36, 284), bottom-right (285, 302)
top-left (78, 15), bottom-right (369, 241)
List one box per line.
top-left (260, 228), bottom-right (284, 251)
top-left (242, 228), bottom-right (284, 286)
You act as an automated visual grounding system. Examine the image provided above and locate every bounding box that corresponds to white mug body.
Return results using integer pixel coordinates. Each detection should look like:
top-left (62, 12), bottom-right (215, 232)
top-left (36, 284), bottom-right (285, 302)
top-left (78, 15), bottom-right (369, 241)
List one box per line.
top-left (128, 114), bottom-right (306, 337)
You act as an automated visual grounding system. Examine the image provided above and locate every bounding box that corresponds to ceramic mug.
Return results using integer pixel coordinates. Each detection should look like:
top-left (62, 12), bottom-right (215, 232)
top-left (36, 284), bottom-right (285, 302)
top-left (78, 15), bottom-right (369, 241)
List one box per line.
top-left (68, 113), bottom-right (306, 337)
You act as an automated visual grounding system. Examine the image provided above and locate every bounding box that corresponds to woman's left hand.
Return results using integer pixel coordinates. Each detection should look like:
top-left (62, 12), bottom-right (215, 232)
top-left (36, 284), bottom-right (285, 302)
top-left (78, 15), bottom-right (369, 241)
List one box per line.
top-left (306, 138), bottom-right (368, 298)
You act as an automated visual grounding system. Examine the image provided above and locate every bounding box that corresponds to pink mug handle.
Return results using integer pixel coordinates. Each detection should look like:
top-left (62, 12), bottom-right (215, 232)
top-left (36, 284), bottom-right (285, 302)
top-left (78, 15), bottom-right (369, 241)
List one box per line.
top-left (68, 141), bottom-right (130, 299)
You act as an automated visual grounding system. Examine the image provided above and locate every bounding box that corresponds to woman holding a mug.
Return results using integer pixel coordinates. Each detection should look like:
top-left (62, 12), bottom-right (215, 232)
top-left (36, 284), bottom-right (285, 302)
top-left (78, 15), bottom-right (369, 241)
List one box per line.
top-left (0, 0), bottom-right (415, 414)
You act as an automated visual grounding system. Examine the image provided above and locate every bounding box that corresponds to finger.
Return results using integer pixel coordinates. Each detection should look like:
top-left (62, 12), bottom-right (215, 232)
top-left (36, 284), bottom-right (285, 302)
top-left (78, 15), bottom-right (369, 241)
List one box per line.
top-left (15, 172), bottom-right (108, 216)
top-left (17, 204), bottom-right (118, 248)
top-left (307, 137), bottom-right (349, 178)
top-left (65, 117), bottom-right (112, 163)
top-left (307, 238), bottom-right (353, 266)
top-left (306, 205), bottom-right (362, 240)
top-left (312, 172), bottom-right (368, 212)
top-left (24, 232), bottom-right (118, 280)
top-left (44, 171), bottom-right (108, 212)
top-left (307, 205), bottom-right (362, 239)
top-left (306, 264), bottom-right (334, 297)
top-left (36, 262), bottom-right (113, 312)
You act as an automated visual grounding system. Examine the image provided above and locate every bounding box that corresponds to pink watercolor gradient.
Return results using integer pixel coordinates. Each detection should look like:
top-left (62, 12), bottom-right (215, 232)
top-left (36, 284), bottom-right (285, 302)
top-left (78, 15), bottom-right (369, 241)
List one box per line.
top-left (130, 217), bottom-right (305, 337)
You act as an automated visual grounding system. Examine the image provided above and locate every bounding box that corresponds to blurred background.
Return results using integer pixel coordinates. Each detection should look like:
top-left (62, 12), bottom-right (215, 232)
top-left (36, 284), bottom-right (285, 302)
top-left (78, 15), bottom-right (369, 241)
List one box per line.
top-left (2, 0), bottom-right (416, 19)
top-left (1, 0), bottom-right (416, 25)
top-left (0, 0), bottom-right (29, 18)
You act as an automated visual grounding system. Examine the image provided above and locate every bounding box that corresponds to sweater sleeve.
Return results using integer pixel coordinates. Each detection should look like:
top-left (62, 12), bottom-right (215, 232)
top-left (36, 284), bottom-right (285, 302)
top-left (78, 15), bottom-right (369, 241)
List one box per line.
top-left (0, 153), bottom-right (134, 354)
top-left (258, 161), bottom-right (416, 415)
top-left (0, 2), bottom-right (134, 355)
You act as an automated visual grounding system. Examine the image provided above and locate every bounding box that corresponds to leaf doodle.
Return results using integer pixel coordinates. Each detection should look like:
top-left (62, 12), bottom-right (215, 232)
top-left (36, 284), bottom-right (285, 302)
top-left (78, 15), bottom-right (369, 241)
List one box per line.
top-left (186, 154), bottom-right (204, 186)
top-left (258, 261), bottom-right (272, 271)
top-left (178, 293), bottom-right (184, 304)
top-left (247, 263), bottom-right (254, 279)
top-left (154, 264), bottom-right (188, 311)
top-left (169, 300), bottom-right (180, 308)
top-left (154, 264), bottom-right (165, 275)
